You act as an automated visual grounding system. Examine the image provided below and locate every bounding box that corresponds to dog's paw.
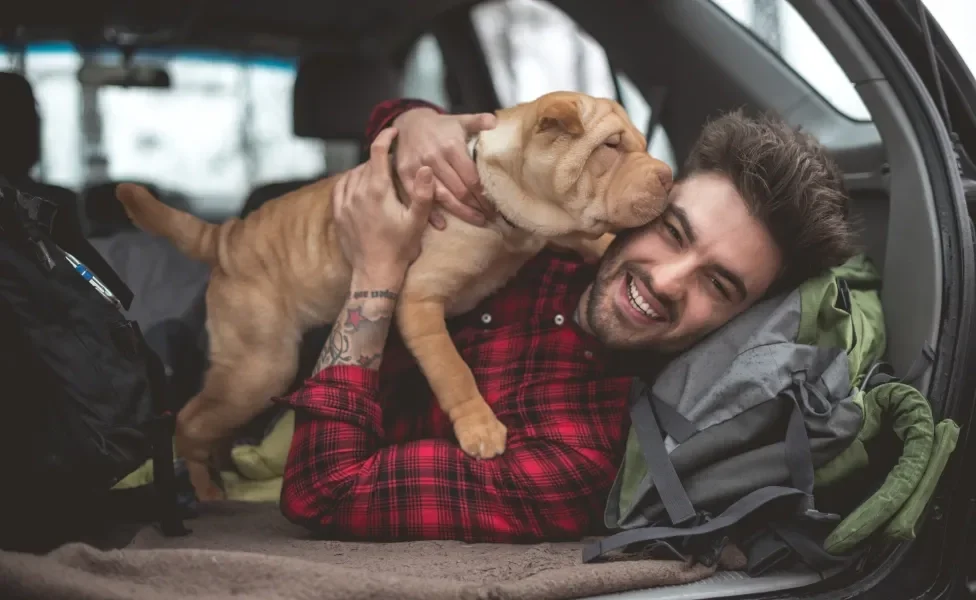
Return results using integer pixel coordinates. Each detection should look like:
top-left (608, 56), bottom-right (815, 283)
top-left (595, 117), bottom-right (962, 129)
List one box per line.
top-left (455, 412), bottom-right (508, 460)
top-left (196, 481), bottom-right (227, 503)
top-left (186, 460), bottom-right (226, 503)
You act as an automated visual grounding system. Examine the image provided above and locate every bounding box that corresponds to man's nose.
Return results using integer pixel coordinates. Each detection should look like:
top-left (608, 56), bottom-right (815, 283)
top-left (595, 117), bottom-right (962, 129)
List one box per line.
top-left (651, 257), bottom-right (696, 301)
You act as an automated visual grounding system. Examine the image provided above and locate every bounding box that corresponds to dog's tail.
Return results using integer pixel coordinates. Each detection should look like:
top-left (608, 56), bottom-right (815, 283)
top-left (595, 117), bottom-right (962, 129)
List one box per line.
top-left (115, 183), bottom-right (219, 266)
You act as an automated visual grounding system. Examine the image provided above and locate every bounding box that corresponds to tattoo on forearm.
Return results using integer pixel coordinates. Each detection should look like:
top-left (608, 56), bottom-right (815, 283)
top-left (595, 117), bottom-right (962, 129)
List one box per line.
top-left (356, 353), bottom-right (382, 369)
top-left (314, 290), bottom-right (398, 374)
top-left (350, 290), bottom-right (399, 301)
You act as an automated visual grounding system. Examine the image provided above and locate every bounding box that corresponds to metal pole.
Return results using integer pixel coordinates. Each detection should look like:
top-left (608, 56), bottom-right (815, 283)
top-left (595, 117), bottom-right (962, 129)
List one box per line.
top-left (239, 60), bottom-right (257, 190)
top-left (79, 54), bottom-right (109, 187)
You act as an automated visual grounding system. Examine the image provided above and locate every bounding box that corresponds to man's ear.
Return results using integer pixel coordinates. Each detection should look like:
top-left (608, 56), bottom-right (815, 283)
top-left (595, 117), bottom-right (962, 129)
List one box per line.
top-left (537, 97), bottom-right (584, 136)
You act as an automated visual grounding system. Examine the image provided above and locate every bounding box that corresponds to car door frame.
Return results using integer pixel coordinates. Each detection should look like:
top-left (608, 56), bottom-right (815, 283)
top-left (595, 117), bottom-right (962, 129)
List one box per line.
top-left (788, 1), bottom-right (976, 599)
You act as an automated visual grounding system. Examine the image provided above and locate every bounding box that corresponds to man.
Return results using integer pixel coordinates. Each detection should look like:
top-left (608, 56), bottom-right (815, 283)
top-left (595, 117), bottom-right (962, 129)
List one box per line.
top-left (274, 98), bottom-right (857, 543)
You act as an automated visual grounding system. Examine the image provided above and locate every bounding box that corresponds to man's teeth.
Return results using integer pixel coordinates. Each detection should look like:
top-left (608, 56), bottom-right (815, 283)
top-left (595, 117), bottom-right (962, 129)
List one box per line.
top-left (628, 279), bottom-right (662, 321)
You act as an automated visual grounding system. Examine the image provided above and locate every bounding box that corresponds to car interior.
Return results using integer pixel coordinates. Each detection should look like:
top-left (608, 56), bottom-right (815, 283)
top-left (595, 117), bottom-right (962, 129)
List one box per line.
top-left (0, 0), bottom-right (966, 597)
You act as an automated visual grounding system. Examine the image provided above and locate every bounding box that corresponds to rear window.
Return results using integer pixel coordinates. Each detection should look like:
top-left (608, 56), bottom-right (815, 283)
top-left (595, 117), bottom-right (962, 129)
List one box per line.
top-left (470, 0), bottom-right (678, 172)
top-left (709, 0), bottom-right (872, 122)
top-left (0, 44), bottom-right (326, 218)
top-left (925, 0), bottom-right (976, 74)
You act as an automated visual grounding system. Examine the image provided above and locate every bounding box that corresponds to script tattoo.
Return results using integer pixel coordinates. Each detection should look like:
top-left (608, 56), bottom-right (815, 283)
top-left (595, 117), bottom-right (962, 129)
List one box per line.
top-left (350, 290), bottom-right (399, 301)
top-left (313, 289), bottom-right (398, 374)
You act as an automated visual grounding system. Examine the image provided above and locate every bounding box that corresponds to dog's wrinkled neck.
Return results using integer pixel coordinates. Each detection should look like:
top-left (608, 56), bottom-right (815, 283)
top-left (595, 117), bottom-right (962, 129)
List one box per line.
top-left (468, 134), bottom-right (520, 231)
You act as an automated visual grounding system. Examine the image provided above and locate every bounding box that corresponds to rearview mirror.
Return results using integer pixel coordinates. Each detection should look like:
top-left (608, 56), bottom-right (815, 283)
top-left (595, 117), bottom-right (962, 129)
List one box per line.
top-left (77, 62), bottom-right (171, 89)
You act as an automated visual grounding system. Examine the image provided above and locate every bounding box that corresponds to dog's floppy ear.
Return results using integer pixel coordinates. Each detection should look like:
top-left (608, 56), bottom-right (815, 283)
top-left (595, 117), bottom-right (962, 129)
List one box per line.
top-left (536, 96), bottom-right (584, 136)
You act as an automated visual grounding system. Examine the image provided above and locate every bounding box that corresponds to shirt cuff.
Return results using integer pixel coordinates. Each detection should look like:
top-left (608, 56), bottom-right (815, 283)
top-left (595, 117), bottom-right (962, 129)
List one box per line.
top-left (367, 98), bottom-right (446, 141)
top-left (276, 366), bottom-right (381, 418)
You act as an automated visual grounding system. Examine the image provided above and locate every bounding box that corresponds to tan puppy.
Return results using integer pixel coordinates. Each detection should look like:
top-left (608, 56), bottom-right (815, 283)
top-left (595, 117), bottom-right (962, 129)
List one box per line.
top-left (115, 91), bottom-right (673, 501)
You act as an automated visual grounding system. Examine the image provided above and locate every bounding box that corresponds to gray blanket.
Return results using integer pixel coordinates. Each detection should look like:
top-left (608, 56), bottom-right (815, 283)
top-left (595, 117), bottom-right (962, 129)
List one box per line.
top-left (0, 502), bottom-right (746, 600)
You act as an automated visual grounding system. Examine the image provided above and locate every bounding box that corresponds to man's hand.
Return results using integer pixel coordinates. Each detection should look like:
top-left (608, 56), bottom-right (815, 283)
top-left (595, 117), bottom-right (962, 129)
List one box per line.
top-left (391, 107), bottom-right (497, 230)
top-left (333, 127), bottom-right (436, 286)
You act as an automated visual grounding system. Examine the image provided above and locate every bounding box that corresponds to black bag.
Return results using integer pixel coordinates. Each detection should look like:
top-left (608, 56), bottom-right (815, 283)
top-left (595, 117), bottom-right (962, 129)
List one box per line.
top-left (0, 178), bottom-right (187, 552)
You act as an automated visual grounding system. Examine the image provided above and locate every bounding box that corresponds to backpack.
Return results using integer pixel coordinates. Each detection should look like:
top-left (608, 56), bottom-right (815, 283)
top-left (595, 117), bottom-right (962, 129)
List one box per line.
top-left (583, 255), bottom-right (950, 573)
top-left (0, 178), bottom-right (188, 552)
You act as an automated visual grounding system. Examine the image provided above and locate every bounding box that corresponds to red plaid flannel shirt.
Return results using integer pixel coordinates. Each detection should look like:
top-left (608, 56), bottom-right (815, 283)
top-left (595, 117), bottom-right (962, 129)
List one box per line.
top-left (276, 99), bottom-right (645, 543)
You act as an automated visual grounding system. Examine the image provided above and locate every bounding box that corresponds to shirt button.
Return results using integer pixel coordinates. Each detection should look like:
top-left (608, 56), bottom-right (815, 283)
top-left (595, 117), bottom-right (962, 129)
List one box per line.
top-left (481, 313), bottom-right (492, 324)
top-left (554, 314), bottom-right (565, 326)
top-left (584, 350), bottom-right (594, 359)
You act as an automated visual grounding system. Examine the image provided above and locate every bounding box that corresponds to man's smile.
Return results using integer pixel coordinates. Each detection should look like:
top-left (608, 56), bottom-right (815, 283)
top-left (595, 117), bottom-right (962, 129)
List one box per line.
top-left (616, 271), bottom-right (670, 325)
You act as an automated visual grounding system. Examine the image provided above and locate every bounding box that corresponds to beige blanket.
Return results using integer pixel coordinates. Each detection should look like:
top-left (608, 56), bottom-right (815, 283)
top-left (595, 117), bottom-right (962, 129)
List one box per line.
top-left (0, 502), bottom-right (745, 600)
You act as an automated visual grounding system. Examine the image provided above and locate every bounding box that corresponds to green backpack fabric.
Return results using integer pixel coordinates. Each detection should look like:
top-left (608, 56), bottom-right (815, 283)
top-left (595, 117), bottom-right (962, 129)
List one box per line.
top-left (584, 255), bottom-right (959, 573)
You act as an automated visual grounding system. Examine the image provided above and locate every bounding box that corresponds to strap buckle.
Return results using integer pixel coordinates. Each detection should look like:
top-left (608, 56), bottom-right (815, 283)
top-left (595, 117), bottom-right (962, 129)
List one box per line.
top-left (696, 534), bottom-right (730, 568)
top-left (802, 508), bottom-right (841, 524)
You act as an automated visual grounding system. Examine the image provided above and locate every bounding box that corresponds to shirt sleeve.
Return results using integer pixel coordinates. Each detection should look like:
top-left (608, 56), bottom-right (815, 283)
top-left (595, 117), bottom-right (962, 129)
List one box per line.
top-left (364, 98), bottom-right (446, 145)
top-left (276, 366), bottom-right (624, 543)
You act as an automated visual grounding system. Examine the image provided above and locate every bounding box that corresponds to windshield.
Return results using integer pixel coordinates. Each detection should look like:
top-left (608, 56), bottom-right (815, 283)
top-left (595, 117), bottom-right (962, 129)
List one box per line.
top-left (0, 45), bottom-right (326, 219)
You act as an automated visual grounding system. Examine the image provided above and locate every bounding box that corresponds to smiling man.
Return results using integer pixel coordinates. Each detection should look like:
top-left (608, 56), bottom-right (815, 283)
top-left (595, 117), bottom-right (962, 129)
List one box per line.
top-left (274, 99), bottom-right (858, 543)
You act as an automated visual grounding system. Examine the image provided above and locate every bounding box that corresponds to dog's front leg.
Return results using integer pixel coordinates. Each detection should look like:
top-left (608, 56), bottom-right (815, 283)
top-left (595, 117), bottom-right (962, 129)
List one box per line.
top-left (396, 296), bottom-right (508, 459)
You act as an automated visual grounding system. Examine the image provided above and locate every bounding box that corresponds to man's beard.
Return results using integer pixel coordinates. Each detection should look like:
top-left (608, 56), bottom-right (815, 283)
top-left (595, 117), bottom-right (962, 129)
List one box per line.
top-left (584, 230), bottom-right (656, 350)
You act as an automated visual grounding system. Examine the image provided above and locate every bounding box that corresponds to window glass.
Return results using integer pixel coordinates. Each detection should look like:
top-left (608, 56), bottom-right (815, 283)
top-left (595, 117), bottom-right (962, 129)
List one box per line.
top-left (470, 0), bottom-right (677, 170)
top-left (709, 0), bottom-right (871, 121)
top-left (402, 34), bottom-right (451, 110)
top-left (924, 0), bottom-right (976, 75)
top-left (615, 74), bottom-right (678, 173)
top-left (0, 44), bottom-right (325, 217)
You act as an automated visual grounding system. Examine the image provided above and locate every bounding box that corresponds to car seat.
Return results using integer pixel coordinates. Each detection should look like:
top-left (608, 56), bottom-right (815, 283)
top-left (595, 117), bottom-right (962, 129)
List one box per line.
top-left (82, 180), bottom-right (161, 237)
top-left (0, 71), bottom-right (81, 225)
top-left (241, 177), bottom-right (319, 218)
top-left (239, 55), bottom-right (403, 220)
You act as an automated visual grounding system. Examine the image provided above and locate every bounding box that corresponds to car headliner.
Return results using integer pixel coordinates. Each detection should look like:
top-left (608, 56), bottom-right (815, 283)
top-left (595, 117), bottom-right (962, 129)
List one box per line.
top-left (8, 0), bottom-right (492, 59)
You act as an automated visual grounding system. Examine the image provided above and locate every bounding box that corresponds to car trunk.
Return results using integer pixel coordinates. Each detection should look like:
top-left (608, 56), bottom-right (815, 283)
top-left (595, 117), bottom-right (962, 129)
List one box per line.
top-left (1, 1), bottom-right (975, 599)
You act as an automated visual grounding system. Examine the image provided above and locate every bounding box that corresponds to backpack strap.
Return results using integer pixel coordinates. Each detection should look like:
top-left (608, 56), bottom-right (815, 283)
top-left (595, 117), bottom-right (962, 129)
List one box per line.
top-left (863, 344), bottom-right (935, 391)
top-left (0, 179), bottom-right (60, 271)
top-left (650, 393), bottom-right (697, 443)
top-left (629, 382), bottom-right (697, 526)
top-left (744, 519), bottom-right (858, 576)
top-left (582, 485), bottom-right (807, 563)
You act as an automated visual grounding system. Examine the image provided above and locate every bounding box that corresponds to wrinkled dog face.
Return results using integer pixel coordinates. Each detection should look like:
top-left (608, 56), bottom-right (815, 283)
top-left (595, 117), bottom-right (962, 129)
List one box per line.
top-left (475, 91), bottom-right (674, 237)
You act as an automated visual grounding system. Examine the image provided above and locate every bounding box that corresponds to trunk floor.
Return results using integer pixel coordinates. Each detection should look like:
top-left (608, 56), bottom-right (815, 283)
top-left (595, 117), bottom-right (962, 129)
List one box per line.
top-left (0, 501), bottom-right (830, 600)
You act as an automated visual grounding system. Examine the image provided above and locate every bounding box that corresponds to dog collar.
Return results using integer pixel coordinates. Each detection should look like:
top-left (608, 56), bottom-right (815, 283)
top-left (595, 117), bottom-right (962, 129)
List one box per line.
top-left (468, 135), bottom-right (520, 230)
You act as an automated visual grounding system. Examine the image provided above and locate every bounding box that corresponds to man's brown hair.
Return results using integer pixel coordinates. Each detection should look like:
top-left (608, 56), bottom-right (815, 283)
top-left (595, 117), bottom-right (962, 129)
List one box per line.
top-left (682, 109), bottom-right (859, 294)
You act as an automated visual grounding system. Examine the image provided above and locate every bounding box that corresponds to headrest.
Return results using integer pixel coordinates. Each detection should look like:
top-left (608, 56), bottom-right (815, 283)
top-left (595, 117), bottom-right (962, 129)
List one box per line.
top-left (0, 72), bottom-right (41, 177)
top-left (83, 181), bottom-right (162, 237)
top-left (293, 55), bottom-right (403, 141)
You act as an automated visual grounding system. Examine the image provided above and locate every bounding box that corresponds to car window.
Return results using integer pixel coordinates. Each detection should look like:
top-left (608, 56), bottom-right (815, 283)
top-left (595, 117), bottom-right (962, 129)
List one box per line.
top-left (924, 0), bottom-right (976, 75)
top-left (470, 0), bottom-right (678, 172)
top-left (402, 34), bottom-right (451, 110)
top-left (708, 0), bottom-right (871, 122)
top-left (0, 44), bottom-right (325, 217)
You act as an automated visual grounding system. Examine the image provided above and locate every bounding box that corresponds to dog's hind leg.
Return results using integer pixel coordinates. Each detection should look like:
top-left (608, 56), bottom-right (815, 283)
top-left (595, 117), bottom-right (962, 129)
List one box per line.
top-left (176, 341), bottom-right (299, 502)
top-left (175, 281), bottom-right (301, 502)
top-left (396, 295), bottom-right (507, 459)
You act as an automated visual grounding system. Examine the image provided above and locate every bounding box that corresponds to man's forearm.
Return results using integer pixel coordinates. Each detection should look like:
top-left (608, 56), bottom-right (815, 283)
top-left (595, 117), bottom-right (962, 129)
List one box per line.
top-left (314, 275), bottom-right (403, 374)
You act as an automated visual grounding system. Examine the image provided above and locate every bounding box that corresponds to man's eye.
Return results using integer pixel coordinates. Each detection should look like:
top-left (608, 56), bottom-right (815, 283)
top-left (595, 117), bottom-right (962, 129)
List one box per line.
top-left (710, 277), bottom-right (729, 299)
top-left (665, 223), bottom-right (681, 241)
